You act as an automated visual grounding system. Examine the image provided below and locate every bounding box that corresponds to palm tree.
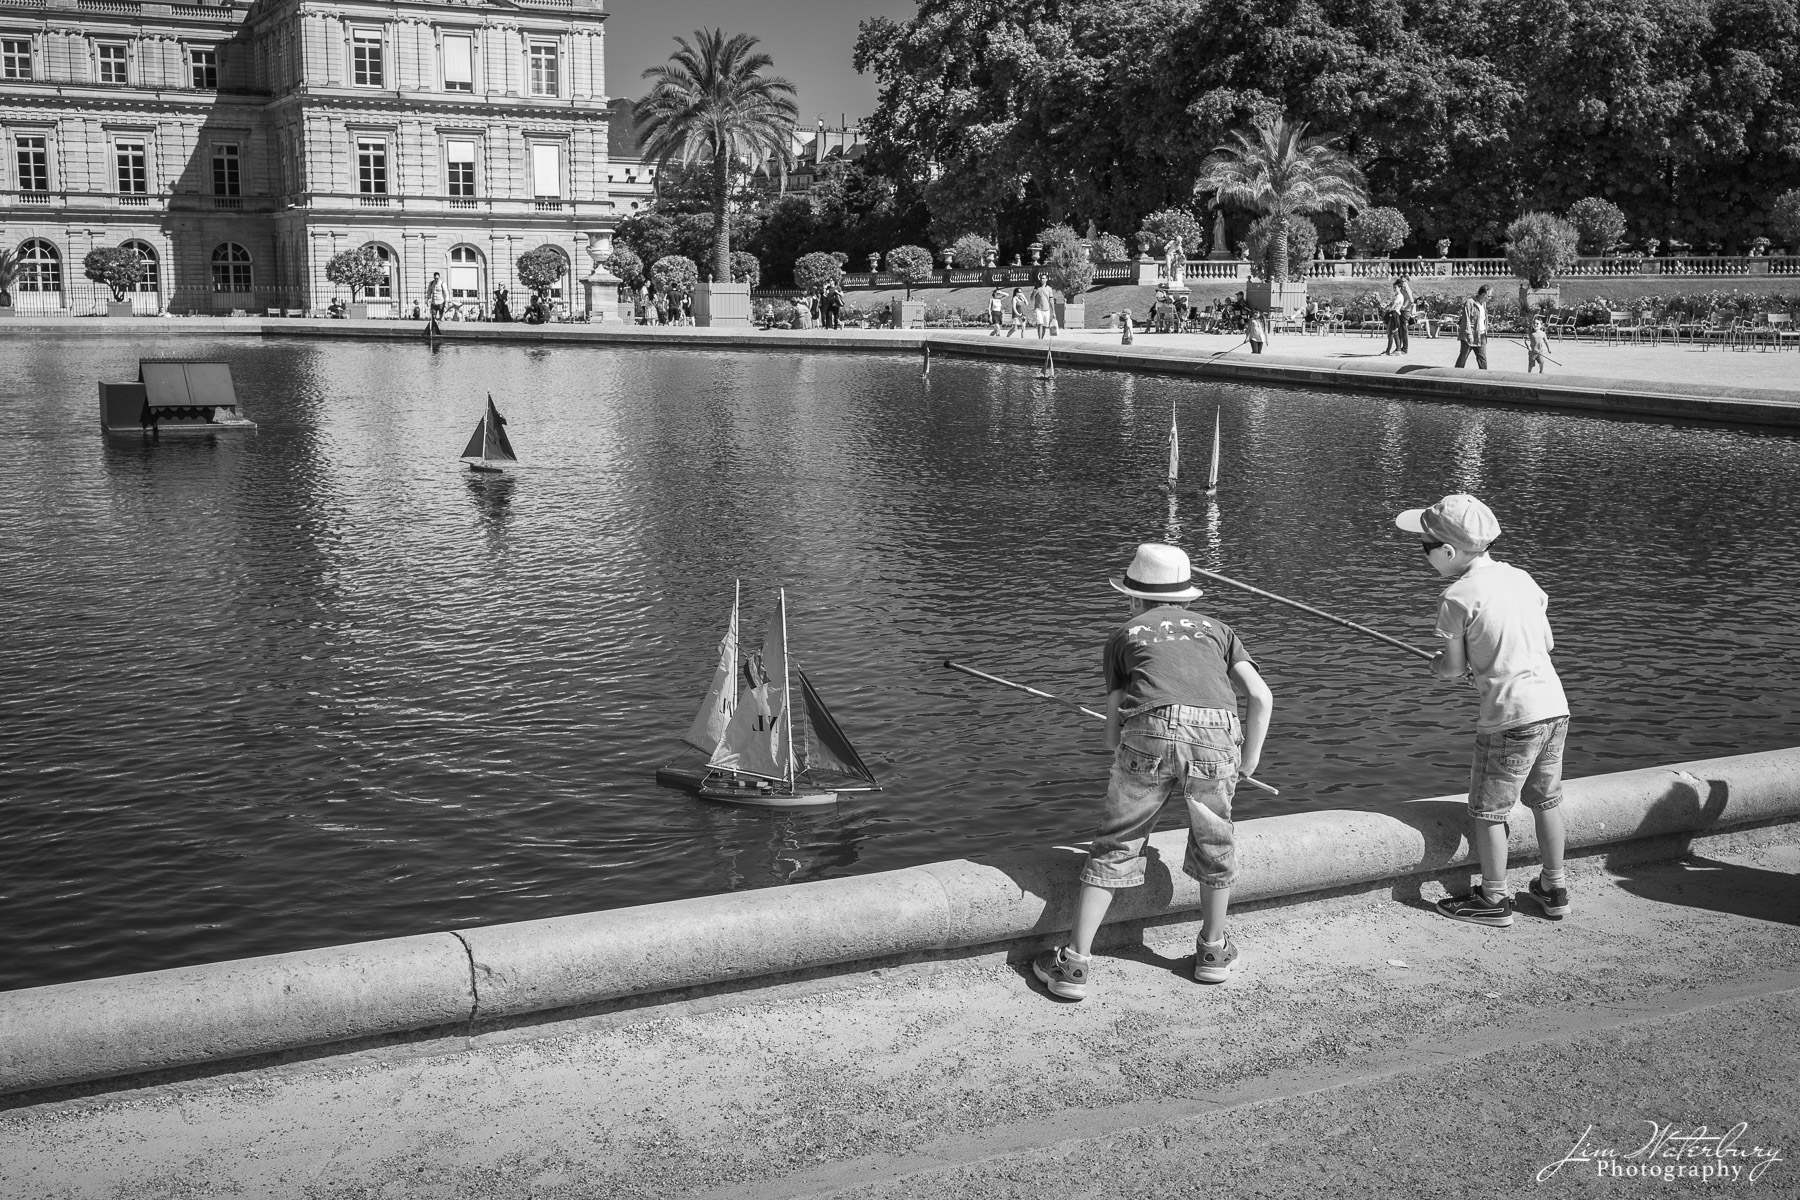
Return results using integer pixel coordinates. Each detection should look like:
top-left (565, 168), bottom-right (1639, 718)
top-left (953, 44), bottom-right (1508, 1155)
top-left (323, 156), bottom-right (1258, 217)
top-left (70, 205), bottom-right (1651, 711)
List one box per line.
top-left (1193, 116), bottom-right (1369, 284)
top-left (636, 30), bottom-right (799, 282)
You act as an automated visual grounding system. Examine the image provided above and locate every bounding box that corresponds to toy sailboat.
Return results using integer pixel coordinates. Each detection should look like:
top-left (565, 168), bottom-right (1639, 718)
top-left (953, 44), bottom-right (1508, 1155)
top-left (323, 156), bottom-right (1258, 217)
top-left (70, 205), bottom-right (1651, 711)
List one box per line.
top-left (460, 394), bottom-right (516, 473)
top-left (1037, 348), bottom-right (1056, 379)
top-left (655, 584), bottom-right (881, 808)
top-left (1204, 406), bottom-right (1220, 496)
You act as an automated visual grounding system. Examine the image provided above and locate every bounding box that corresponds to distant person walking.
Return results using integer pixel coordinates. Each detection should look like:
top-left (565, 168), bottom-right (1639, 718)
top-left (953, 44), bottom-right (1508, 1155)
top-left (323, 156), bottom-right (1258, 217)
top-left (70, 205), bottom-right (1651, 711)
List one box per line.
top-left (988, 287), bottom-right (1005, 336)
top-left (1031, 275), bottom-right (1056, 338)
top-left (425, 272), bottom-right (447, 322)
top-left (1008, 287), bottom-right (1026, 336)
top-left (1456, 285), bottom-right (1490, 369)
top-left (1246, 309), bottom-right (1267, 355)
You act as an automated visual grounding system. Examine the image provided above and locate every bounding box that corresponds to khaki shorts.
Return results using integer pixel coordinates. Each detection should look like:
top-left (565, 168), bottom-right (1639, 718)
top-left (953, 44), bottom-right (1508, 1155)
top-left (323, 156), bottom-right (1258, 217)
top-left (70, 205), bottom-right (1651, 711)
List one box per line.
top-left (1080, 706), bottom-right (1241, 890)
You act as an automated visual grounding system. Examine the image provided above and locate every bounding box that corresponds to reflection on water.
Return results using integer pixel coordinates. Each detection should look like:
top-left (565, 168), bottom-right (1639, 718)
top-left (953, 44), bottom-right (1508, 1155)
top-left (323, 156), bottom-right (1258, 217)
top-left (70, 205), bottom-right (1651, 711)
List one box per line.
top-left (2, 335), bottom-right (1798, 990)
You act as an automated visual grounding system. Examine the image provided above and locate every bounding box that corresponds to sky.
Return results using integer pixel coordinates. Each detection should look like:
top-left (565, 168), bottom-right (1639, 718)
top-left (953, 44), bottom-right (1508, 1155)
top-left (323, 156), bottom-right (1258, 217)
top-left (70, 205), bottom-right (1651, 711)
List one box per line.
top-left (604, 0), bottom-right (916, 127)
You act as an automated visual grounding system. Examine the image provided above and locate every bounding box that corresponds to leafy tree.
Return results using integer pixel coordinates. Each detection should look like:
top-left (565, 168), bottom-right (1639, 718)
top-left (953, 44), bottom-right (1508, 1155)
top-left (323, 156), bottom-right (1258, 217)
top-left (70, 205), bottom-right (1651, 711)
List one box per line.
top-left (1346, 207), bottom-right (1409, 257)
top-left (636, 30), bottom-right (798, 281)
top-left (515, 246), bottom-right (570, 299)
top-left (1138, 208), bottom-right (1205, 258)
top-left (1244, 215), bottom-right (1318, 282)
top-left (1092, 232), bottom-right (1129, 262)
top-left (793, 251), bottom-right (845, 292)
top-left (950, 233), bottom-right (997, 267)
top-left (1769, 189), bottom-right (1800, 251)
top-left (1194, 116), bottom-right (1367, 285)
top-left (1043, 238), bottom-right (1096, 296)
top-left (0, 246), bottom-right (22, 305)
top-left (729, 251), bottom-right (760, 287)
top-left (607, 246), bottom-right (645, 291)
top-left (649, 254), bottom-right (700, 300)
top-left (84, 246), bottom-right (142, 302)
top-left (885, 244), bottom-right (936, 297)
top-left (1504, 212), bottom-right (1579, 289)
top-left (1565, 198), bottom-right (1628, 255)
top-left (323, 246), bottom-right (385, 301)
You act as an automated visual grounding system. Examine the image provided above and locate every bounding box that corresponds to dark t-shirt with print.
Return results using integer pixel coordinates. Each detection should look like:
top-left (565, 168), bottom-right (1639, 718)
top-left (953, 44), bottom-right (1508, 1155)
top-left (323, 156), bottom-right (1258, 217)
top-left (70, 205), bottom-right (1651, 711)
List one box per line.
top-left (1103, 604), bottom-right (1254, 715)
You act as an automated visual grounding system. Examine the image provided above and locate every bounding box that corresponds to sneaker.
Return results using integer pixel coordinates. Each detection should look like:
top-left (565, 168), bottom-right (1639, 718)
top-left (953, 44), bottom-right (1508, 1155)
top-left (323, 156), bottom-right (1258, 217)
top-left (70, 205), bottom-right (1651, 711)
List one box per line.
top-left (1194, 934), bottom-right (1239, 983)
top-left (1031, 947), bottom-right (1090, 1000)
top-left (1525, 876), bottom-right (1571, 919)
top-left (1436, 889), bottom-right (1513, 928)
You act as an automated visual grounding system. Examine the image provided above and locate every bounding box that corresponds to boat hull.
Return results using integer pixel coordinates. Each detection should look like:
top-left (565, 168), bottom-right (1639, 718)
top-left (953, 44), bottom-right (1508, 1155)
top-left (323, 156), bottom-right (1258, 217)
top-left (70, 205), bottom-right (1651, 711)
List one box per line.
top-left (655, 765), bottom-right (839, 809)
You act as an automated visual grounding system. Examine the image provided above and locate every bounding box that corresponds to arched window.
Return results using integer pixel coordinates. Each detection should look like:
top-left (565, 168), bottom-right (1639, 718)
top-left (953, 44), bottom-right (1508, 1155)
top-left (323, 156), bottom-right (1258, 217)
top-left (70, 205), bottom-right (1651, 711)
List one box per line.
top-left (211, 242), bottom-right (252, 293)
top-left (17, 239), bottom-right (61, 293)
top-left (447, 245), bottom-right (483, 300)
top-left (121, 239), bottom-right (159, 293)
top-left (360, 242), bottom-right (394, 299)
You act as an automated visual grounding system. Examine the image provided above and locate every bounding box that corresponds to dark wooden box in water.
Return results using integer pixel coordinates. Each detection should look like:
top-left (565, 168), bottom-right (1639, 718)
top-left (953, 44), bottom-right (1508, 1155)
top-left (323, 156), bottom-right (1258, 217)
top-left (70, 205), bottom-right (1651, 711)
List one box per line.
top-left (100, 360), bottom-right (257, 433)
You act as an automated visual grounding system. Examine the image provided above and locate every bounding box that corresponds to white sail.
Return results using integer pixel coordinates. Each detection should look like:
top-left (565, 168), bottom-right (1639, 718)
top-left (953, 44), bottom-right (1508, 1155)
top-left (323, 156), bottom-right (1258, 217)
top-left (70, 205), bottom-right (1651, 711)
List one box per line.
top-left (706, 591), bottom-right (792, 784)
top-left (682, 580), bottom-right (739, 754)
top-left (1206, 407), bottom-right (1220, 491)
top-left (1168, 403), bottom-right (1180, 484)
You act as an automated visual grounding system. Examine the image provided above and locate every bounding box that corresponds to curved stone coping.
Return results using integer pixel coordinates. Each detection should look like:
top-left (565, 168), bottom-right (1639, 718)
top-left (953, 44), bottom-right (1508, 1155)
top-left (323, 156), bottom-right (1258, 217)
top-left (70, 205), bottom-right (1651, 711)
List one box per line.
top-left (3, 748), bottom-right (1797, 1095)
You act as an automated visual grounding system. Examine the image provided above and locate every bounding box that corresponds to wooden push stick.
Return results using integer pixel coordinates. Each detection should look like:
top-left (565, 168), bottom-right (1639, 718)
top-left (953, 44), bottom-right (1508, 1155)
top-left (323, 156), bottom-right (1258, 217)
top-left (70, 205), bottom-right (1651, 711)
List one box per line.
top-left (942, 660), bottom-right (1281, 796)
top-left (1188, 569), bottom-right (1436, 662)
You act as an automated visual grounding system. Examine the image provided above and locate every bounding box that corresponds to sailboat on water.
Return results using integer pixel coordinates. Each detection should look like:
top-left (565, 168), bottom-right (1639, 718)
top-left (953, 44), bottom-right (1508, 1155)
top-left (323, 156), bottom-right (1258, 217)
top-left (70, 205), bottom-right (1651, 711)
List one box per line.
top-left (656, 584), bottom-right (881, 808)
top-left (461, 394), bottom-right (517, 473)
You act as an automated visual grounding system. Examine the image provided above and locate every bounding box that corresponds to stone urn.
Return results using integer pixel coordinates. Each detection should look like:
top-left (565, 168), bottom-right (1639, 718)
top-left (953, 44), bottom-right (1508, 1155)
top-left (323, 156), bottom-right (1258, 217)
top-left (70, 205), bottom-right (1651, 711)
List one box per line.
top-left (1436, 238), bottom-right (1452, 259)
top-left (866, 252), bottom-right (881, 273)
top-left (983, 249), bottom-right (997, 269)
top-left (1028, 242), bottom-right (1043, 266)
top-left (939, 247), bottom-right (954, 270)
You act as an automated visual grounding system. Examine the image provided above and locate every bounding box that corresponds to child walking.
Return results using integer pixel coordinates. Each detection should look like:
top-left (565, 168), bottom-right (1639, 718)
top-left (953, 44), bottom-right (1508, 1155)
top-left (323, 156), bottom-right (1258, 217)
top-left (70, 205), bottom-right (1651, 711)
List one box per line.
top-left (1246, 310), bottom-right (1267, 354)
top-left (1395, 494), bottom-right (1570, 927)
top-left (1527, 316), bottom-right (1550, 372)
top-left (1033, 544), bottom-right (1274, 1000)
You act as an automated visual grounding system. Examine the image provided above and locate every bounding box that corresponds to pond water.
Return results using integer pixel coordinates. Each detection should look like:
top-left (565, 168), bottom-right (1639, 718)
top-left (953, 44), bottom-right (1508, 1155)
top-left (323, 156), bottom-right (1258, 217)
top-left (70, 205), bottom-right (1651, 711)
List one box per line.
top-left (4, 334), bottom-right (1798, 992)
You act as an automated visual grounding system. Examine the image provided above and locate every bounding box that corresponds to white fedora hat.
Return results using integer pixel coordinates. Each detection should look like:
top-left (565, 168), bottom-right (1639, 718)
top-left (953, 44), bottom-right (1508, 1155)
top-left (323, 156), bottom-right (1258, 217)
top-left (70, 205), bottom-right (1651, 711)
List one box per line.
top-left (1109, 542), bottom-right (1202, 602)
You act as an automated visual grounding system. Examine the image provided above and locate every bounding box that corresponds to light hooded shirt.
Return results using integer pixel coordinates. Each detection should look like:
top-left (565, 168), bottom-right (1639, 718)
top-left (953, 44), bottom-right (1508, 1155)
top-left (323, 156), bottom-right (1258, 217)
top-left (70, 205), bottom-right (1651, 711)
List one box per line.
top-left (1435, 559), bottom-right (1569, 734)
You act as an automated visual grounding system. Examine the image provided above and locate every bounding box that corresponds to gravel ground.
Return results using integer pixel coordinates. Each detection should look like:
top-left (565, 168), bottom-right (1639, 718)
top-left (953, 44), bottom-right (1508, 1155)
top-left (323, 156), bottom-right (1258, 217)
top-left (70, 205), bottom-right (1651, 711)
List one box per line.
top-left (2, 838), bottom-right (1796, 1200)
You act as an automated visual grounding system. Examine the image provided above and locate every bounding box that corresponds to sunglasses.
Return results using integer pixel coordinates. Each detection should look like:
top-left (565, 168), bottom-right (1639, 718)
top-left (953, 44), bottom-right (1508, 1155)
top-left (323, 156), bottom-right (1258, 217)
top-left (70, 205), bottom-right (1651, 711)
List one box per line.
top-left (1420, 540), bottom-right (1447, 554)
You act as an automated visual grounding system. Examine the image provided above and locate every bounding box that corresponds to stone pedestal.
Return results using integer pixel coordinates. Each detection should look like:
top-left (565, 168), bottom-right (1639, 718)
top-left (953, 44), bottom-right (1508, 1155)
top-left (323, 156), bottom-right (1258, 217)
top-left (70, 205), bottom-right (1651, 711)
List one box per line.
top-left (1247, 280), bottom-right (1307, 316)
top-left (695, 281), bottom-right (752, 327)
top-left (1134, 259), bottom-right (1160, 286)
top-left (583, 230), bottom-right (626, 323)
top-left (106, 300), bottom-right (135, 318)
top-left (1055, 300), bottom-right (1085, 331)
top-left (897, 299), bottom-right (925, 329)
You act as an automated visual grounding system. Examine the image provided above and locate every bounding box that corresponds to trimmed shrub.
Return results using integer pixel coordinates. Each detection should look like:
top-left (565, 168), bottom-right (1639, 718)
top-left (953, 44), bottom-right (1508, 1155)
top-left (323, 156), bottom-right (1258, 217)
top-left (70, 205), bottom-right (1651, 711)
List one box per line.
top-left (649, 254), bottom-right (699, 300)
top-left (950, 233), bottom-right (997, 268)
top-left (1566, 197), bottom-right (1629, 255)
top-left (84, 246), bottom-right (143, 302)
top-left (1772, 189), bottom-right (1800, 252)
top-left (1043, 238), bottom-right (1096, 295)
top-left (729, 251), bottom-right (760, 287)
top-left (1138, 209), bottom-right (1205, 258)
top-left (1504, 212), bottom-right (1580, 288)
top-left (323, 245), bottom-right (385, 301)
top-left (885, 244), bottom-right (936, 296)
top-left (516, 245), bottom-right (571, 298)
top-left (1346, 207), bottom-right (1409, 257)
top-left (793, 251), bottom-right (846, 292)
top-left (1092, 232), bottom-right (1129, 262)
top-left (607, 246), bottom-right (645, 291)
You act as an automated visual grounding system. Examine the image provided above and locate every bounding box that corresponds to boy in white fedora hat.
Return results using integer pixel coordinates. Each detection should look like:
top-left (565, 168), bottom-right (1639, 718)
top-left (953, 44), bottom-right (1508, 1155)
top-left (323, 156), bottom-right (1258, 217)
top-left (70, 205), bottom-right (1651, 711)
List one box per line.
top-left (1396, 493), bottom-right (1570, 928)
top-left (1033, 543), bottom-right (1273, 1000)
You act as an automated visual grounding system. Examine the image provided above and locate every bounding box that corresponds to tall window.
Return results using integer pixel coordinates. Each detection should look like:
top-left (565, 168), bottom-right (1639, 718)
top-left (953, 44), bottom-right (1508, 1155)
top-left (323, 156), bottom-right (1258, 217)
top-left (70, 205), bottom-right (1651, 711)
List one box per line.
top-left (356, 138), bottom-right (386, 194)
top-left (351, 29), bottom-right (382, 87)
top-left (448, 245), bottom-right (482, 300)
top-left (530, 143), bottom-right (560, 197)
top-left (443, 34), bottom-right (472, 92)
top-left (211, 143), bottom-right (240, 195)
top-left (445, 139), bottom-right (475, 197)
top-left (2, 38), bottom-right (30, 80)
top-left (121, 240), bottom-right (159, 294)
top-left (363, 243), bottom-right (393, 299)
top-left (527, 42), bottom-right (557, 96)
top-left (115, 140), bottom-right (147, 194)
top-left (190, 46), bottom-right (216, 89)
top-left (211, 243), bottom-right (252, 293)
top-left (17, 239), bottom-right (60, 292)
top-left (16, 135), bottom-right (48, 191)
top-left (97, 43), bottom-right (127, 85)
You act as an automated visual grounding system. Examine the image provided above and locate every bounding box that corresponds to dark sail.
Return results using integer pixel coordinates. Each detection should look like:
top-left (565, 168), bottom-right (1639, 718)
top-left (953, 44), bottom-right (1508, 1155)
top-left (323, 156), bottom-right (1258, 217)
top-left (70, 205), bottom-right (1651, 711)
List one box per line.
top-left (797, 671), bottom-right (878, 786)
top-left (460, 417), bottom-right (485, 460)
top-left (485, 396), bottom-right (518, 462)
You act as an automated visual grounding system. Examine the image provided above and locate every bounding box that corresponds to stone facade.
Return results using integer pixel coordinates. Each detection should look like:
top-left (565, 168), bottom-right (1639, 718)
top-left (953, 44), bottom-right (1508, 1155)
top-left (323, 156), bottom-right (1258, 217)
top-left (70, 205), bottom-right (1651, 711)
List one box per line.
top-left (0, 0), bottom-right (617, 317)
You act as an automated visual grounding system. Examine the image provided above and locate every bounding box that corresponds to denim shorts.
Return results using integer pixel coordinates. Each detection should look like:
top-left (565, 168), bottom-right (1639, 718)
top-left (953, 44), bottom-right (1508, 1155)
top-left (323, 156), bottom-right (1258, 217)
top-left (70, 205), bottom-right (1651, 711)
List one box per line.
top-left (1080, 705), bottom-right (1241, 890)
top-left (1469, 716), bottom-right (1568, 822)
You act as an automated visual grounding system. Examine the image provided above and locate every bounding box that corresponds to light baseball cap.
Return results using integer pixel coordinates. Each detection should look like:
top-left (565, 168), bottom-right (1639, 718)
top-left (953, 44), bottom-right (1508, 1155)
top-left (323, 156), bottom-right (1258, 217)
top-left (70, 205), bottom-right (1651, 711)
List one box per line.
top-left (1394, 494), bottom-right (1501, 552)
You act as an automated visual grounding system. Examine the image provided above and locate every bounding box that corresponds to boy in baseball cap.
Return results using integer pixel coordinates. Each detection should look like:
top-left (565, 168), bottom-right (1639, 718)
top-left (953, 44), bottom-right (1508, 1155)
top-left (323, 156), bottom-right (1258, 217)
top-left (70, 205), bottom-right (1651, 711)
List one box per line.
top-left (1032, 543), bottom-right (1274, 1000)
top-left (1396, 494), bottom-right (1570, 927)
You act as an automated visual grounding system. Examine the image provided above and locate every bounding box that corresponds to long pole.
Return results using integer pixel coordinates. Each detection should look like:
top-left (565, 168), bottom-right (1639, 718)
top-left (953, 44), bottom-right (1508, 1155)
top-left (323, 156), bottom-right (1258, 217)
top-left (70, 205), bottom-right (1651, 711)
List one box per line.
top-left (1211, 339), bottom-right (1249, 358)
top-left (943, 661), bottom-right (1280, 795)
top-left (1190, 569), bottom-right (1435, 661)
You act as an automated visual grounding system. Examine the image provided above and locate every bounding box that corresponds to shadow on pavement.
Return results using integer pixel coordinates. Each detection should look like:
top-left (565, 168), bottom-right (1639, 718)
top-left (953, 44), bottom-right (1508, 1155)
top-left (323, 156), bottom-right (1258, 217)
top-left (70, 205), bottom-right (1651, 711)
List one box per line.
top-left (1610, 856), bottom-right (1800, 926)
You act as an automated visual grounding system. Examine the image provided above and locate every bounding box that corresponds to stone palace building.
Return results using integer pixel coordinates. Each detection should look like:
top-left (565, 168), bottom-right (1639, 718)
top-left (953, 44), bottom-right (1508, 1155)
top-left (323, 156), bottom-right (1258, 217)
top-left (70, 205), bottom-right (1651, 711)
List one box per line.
top-left (1, 0), bottom-right (617, 316)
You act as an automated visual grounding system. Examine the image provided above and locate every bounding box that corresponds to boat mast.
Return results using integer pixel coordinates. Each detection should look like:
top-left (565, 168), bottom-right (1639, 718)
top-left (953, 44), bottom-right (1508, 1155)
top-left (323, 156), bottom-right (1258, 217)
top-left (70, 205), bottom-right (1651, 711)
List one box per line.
top-left (779, 588), bottom-right (794, 791)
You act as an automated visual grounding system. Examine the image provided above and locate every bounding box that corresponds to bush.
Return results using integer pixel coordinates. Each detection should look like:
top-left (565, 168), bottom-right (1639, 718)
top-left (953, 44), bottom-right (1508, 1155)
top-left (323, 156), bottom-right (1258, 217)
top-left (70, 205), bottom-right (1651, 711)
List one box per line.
top-left (729, 251), bottom-right (760, 288)
top-left (950, 233), bottom-right (997, 268)
top-left (649, 254), bottom-right (699, 301)
top-left (885, 244), bottom-right (936, 296)
top-left (516, 245), bottom-right (570, 298)
top-left (793, 251), bottom-right (846, 292)
top-left (1092, 232), bottom-right (1129, 262)
top-left (1243, 215), bottom-right (1318, 282)
top-left (84, 246), bottom-right (142, 302)
top-left (1772, 189), bottom-right (1800, 251)
top-left (1138, 209), bottom-right (1205, 258)
top-left (323, 245), bottom-right (385, 302)
top-left (1043, 238), bottom-right (1096, 296)
top-left (1036, 223), bottom-right (1080, 252)
top-left (607, 246), bottom-right (645, 291)
top-left (1504, 212), bottom-right (1580, 288)
top-left (1566, 198), bottom-right (1629, 255)
top-left (1346, 207), bottom-right (1409, 257)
